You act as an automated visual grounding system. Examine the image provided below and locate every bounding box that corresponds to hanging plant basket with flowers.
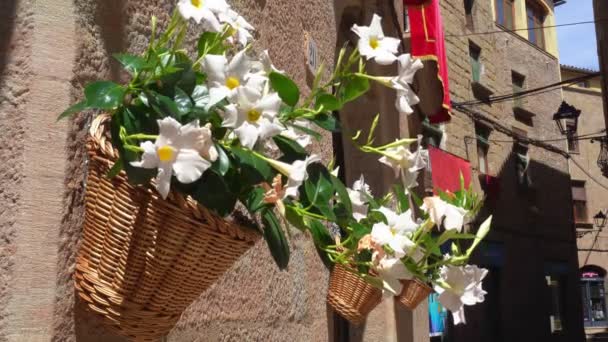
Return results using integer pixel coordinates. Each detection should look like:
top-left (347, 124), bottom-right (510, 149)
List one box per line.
top-left (59, 0), bottom-right (493, 338)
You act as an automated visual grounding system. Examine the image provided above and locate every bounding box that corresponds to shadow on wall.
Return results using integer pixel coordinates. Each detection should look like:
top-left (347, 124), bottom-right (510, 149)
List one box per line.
top-left (445, 148), bottom-right (584, 342)
top-left (590, 330), bottom-right (608, 341)
top-left (0, 0), bottom-right (18, 79)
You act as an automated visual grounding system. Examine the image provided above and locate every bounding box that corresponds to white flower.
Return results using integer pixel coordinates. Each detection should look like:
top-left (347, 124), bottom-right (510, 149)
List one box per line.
top-left (434, 265), bottom-right (488, 325)
top-left (223, 87), bottom-right (284, 149)
top-left (219, 9), bottom-right (255, 47)
top-left (391, 54), bottom-right (423, 115)
top-left (376, 256), bottom-right (414, 296)
top-left (131, 117), bottom-right (213, 199)
top-left (266, 155), bottom-right (321, 199)
top-left (280, 120), bottom-right (312, 148)
top-left (259, 50), bottom-right (283, 74)
top-left (378, 138), bottom-right (429, 183)
top-left (421, 196), bottom-right (468, 232)
top-left (194, 123), bottom-right (218, 162)
top-left (177, 0), bottom-right (229, 31)
top-left (351, 14), bottom-right (401, 65)
top-left (203, 50), bottom-right (255, 107)
top-left (347, 175), bottom-right (372, 221)
top-left (371, 207), bottom-right (420, 258)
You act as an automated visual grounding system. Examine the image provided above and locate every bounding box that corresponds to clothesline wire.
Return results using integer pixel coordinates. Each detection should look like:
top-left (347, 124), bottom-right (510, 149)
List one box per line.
top-left (445, 19), bottom-right (608, 38)
top-left (470, 130), bottom-right (607, 144)
top-left (453, 73), bottom-right (600, 107)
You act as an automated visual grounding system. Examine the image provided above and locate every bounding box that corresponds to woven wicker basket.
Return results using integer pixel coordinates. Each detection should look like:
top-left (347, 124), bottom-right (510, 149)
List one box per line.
top-left (396, 279), bottom-right (433, 310)
top-left (74, 115), bottom-right (260, 341)
top-left (326, 264), bottom-right (382, 325)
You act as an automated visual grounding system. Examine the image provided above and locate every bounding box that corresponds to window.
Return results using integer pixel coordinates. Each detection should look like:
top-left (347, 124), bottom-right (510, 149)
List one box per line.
top-left (476, 123), bottom-right (491, 174)
top-left (581, 266), bottom-right (608, 328)
top-left (526, 2), bottom-right (545, 49)
top-left (464, 0), bottom-right (474, 15)
top-left (547, 276), bottom-right (565, 332)
top-left (495, 0), bottom-right (514, 29)
top-left (404, 8), bottom-right (410, 33)
top-left (422, 118), bottom-right (443, 148)
top-left (469, 42), bottom-right (482, 82)
top-left (572, 181), bottom-right (588, 223)
top-left (578, 80), bottom-right (590, 88)
top-left (512, 71), bottom-right (525, 108)
top-left (567, 122), bottom-right (579, 153)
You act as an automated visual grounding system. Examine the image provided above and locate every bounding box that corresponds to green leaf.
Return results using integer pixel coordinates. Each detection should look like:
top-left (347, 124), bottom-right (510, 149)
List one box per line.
top-left (339, 74), bottom-right (370, 104)
top-left (285, 204), bottom-right (308, 231)
top-left (308, 219), bottom-right (334, 250)
top-left (330, 175), bottom-right (352, 213)
top-left (315, 93), bottom-right (342, 112)
top-left (242, 186), bottom-right (267, 213)
top-left (232, 147), bottom-right (273, 185)
top-left (106, 158), bottom-right (123, 178)
top-left (273, 135), bottom-right (307, 163)
top-left (85, 81), bottom-right (126, 110)
top-left (57, 100), bottom-right (88, 120)
top-left (197, 32), bottom-right (225, 56)
top-left (193, 170), bottom-right (237, 217)
top-left (262, 209), bottom-right (290, 270)
top-left (393, 184), bottom-right (410, 214)
top-left (113, 53), bottom-right (148, 75)
top-left (147, 91), bottom-right (180, 118)
top-left (304, 163), bottom-right (334, 206)
top-left (311, 113), bottom-right (341, 132)
top-left (269, 72), bottom-right (300, 106)
top-left (192, 85), bottom-right (211, 108)
top-left (287, 122), bottom-right (322, 140)
top-left (174, 87), bottom-right (193, 116)
top-left (211, 144), bottom-right (230, 176)
top-left (350, 222), bottom-right (370, 240)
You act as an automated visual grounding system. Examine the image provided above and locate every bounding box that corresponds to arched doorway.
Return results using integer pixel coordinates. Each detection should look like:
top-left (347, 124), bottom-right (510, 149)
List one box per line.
top-left (580, 265), bottom-right (608, 328)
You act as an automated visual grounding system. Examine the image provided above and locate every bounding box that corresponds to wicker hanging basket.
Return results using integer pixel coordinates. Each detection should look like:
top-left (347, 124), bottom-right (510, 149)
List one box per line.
top-left (74, 115), bottom-right (260, 341)
top-left (396, 279), bottom-right (433, 310)
top-left (326, 264), bottom-right (382, 325)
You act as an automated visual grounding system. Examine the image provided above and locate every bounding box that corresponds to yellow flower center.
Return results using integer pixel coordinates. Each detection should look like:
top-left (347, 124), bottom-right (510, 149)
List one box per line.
top-left (369, 37), bottom-right (379, 50)
top-left (157, 145), bottom-right (175, 162)
top-left (191, 0), bottom-right (203, 9)
top-left (226, 76), bottom-right (240, 90)
top-left (226, 24), bottom-right (238, 37)
top-left (247, 109), bottom-right (262, 122)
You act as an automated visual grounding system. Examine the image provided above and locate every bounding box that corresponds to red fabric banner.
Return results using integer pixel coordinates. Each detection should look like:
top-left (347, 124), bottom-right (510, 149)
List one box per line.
top-left (428, 147), bottom-right (471, 193)
top-left (406, 0), bottom-right (452, 123)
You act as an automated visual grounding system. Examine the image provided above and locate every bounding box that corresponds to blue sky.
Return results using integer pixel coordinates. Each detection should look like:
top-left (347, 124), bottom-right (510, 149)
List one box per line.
top-left (555, 0), bottom-right (600, 70)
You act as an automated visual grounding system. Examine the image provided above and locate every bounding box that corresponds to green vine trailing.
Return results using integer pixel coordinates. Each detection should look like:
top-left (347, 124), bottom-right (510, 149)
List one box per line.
top-left (60, 0), bottom-right (492, 324)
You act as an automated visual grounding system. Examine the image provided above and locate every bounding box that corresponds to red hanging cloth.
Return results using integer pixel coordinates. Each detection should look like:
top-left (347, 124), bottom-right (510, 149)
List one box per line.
top-left (428, 147), bottom-right (471, 193)
top-left (405, 0), bottom-right (452, 123)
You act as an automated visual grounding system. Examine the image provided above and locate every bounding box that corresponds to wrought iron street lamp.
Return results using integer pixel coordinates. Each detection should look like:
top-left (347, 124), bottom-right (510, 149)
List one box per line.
top-left (553, 101), bottom-right (581, 136)
top-left (594, 210), bottom-right (607, 230)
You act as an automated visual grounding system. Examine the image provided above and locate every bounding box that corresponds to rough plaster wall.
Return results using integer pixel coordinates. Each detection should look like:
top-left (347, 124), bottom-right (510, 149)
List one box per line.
top-left (52, 1), bottom-right (338, 341)
top-left (0, 1), bottom-right (32, 341)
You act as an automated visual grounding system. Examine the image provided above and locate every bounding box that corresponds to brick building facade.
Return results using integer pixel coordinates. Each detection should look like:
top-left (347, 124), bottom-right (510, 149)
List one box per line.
top-left (411, 0), bottom-right (586, 340)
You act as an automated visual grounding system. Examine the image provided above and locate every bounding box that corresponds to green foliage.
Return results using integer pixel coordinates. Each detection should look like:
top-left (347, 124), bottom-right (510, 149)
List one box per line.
top-left (269, 72), bottom-right (300, 106)
top-left (315, 93), bottom-right (342, 112)
top-left (310, 113), bottom-right (340, 132)
top-left (262, 209), bottom-right (290, 270)
top-left (273, 135), bottom-right (307, 163)
top-left (197, 32), bottom-right (227, 56)
top-left (232, 147), bottom-right (274, 185)
top-left (192, 170), bottom-right (237, 217)
top-left (338, 74), bottom-right (370, 104)
top-left (113, 53), bottom-right (149, 75)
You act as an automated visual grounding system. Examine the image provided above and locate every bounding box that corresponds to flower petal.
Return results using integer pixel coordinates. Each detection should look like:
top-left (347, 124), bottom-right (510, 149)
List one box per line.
top-left (155, 163), bottom-right (173, 199)
top-left (173, 149), bottom-right (211, 184)
top-left (203, 54), bottom-right (228, 84)
top-left (234, 121), bottom-right (260, 149)
top-left (157, 117), bottom-right (181, 146)
top-left (130, 141), bottom-right (159, 169)
top-left (256, 92), bottom-right (282, 117)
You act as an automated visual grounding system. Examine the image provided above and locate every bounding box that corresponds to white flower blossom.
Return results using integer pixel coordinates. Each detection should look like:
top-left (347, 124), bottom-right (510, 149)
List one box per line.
top-left (202, 50), bottom-right (255, 107)
top-left (280, 120), bottom-right (312, 148)
top-left (347, 175), bottom-right (372, 221)
top-left (223, 87), bottom-right (284, 149)
top-left (177, 0), bottom-right (229, 31)
top-left (266, 155), bottom-right (321, 199)
top-left (421, 196), bottom-right (468, 232)
top-left (371, 207), bottom-right (421, 258)
top-left (351, 14), bottom-right (401, 65)
top-left (219, 9), bottom-right (255, 47)
top-left (434, 265), bottom-right (488, 325)
top-left (378, 138), bottom-right (429, 186)
top-left (376, 256), bottom-right (413, 296)
top-left (131, 117), bottom-right (213, 199)
top-left (391, 54), bottom-right (423, 115)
